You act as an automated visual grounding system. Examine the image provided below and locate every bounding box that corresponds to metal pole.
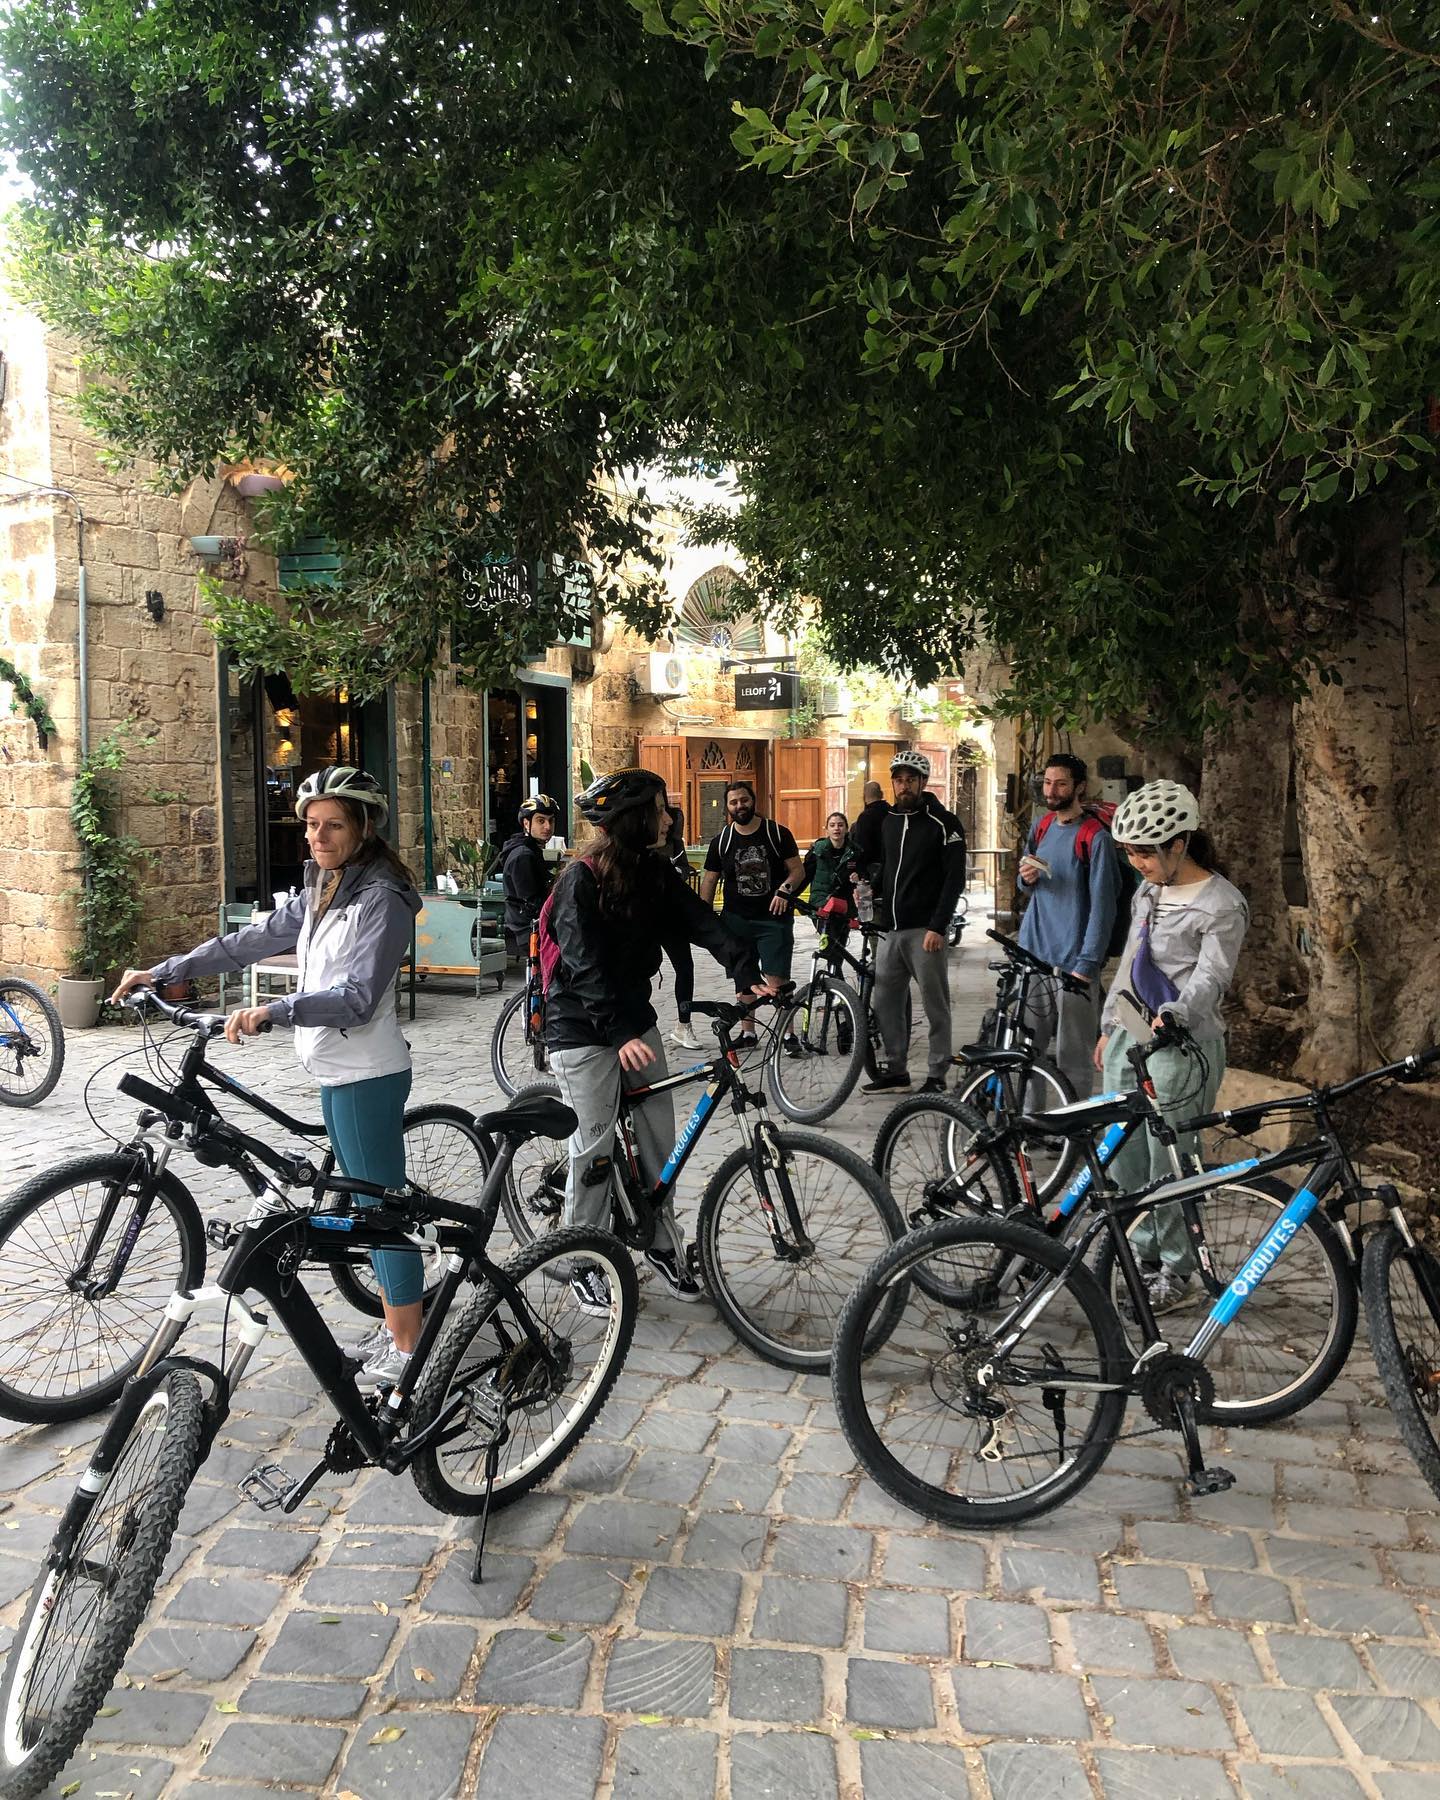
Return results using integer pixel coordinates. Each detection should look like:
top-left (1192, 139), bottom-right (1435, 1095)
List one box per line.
top-left (421, 675), bottom-right (435, 889)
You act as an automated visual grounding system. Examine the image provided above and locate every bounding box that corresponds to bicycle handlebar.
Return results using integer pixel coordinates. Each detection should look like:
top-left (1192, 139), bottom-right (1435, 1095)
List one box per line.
top-left (689, 983), bottom-right (797, 1029)
top-left (985, 930), bottom-right (1091, 995)
top-left (125, 991), bottom-right (270, 1036)
top-left (1181, 1044), bottom-right (1440, 1135)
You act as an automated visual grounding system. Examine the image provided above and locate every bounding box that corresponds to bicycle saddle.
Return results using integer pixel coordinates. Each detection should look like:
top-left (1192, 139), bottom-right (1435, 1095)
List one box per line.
top-left (1016, 1093), bottom-right (1136, 1137)
top-left (477, 1094), bottom-right (578, 1140)
top-left (956, 1045), bottom-right (1030, 1071)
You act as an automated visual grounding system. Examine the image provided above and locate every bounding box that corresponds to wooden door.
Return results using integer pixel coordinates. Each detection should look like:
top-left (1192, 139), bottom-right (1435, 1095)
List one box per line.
top-left (638, 735), bottom-right (685, 800)
top-left (774, 738), bottom-right (824, 847)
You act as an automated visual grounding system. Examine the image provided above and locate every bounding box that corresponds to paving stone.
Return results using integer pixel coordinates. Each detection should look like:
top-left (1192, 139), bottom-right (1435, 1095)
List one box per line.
top-left (1388, 1550), bottom-right (1440, 1590)
top-left (1095, 1749), bottom-right (1236, 1798)
top-left (603, 1636), bottom-right (718, 1718)
top-left (727, 1391), bottom-right (811, 1424)
top-left (728, 1647), bottom-right (825, 1722)
top-left (882, 1533), bottom-right (986, 1592)
top-left (1299, 1583), bottom-right (1426, 1638)
top-left (953, 1666), bottom-right (1090, 1740)
top-left (863, 1587), bottom-right (951, 1656)
top-left (706, 1357), bottom-right (798, 1393)
top-left (127, 1624), bottom-right (257, 1680)
top-left (699, 1462), bottom-right (780, 1510)
top-left (962, 1598), bottom-right (1052, 1667)
top-left (730, 1729), bottom-right (838, 1800)
top-left (1112, 1562), bottom-right (1195, 1616)
top-left (557, 1439), bottom-right (635, 1492)
top-left (1166, 1624), bottom-right (1264, 1683)
top-left (421, 1549), bottom-right (535, 1617)
top-left (848, 1477), bottom-right (925, 1527)
top-left (1241, 1769), bottom-right (1366, 1800)
top-left (612, 1724), bottom-right (718, 1800)
top-left (325, 1528), bottom-right (447, 1568)
top-left (565, 1499), bottom-right (686, 1560)
top-left (779, 1472), bottom-right (848, 1520)
top-left (530, 1556), bottom-right (632, 1624)
top-left (481, 1490), bottom-right (570, 1550)
top-left (1206, 1568), bottom-right (1295, 1623)
top-left (666, 1382), bottom-right (727, 1413)
top-left (1285, 1502), bottom-right (1415, 1546)
top-left (1283, 1463), bottom-right (1364, 1505)
top-left (1265, 1538), bottom-right (1382, 1586)
top-left (1369, 1643), bottom-right (1440, 1697)
top-left (164, 1573), bottom-right (284, 1627)
top-left (87, 1684), bottom-right (211, 1745)
top-left (632, 1410), bottom-right (718, 1453)
top-left (1068, 1610), bottom-right (1157, 1674)
top-left (206, 1528), bottom-right (320, 1574)
top-left (981, 1743), bottom-right (1091, 1800)
top-left (1235, 1685), bottom-right (1342, 1757)
top-left (626, 1450), bottom-right (712, 1505)
top-left (175, 1483), bottom-right (245, 1534)
top-left (476, 1626), bottom-right (592, 1707)
top-left (337, 1471), bottom-right (450, 1527)
top-left (203, 1721), bottom-right (346, 1786)
top-left (788, 1430), bottom-right (857, 1474)
top-left (1267, 1631), bottom-right (1370, 1690)
top-left (239, 1679), bottom-right (372, 1718)
top-left (637, 1565), bottom-right (743, 1637)
top-left (1089, 1674), bottom-right (1234, 1750)
top-left (1330, 1694), bottom-right (1440, 1761)
top-left (589, 1400), bottom-right (647, 1441)
top-left (473, 1713), bottom-right (607, 1800)
top-left (1376, 1775), bottom-right (1440, 1800)
top-left (1001, 1545), bottom-right (1101, 1603)
top-left (28, 1752), bottom-right (172, 1799)
top-left (1137, 1521), bottom-right (1258, 1569)
top-left (382, 1622), bottom-right (477, 1701)
top-left (340, 1710), bottom-right (478, 1799)
top-left (261, 1610), bottom-right (399, 1678)
top-left (301, 1565), bottom-right (419, 1609)
top-left (751, 1575), bottom-right (850, 1647)
top-left (770, 1520), bottom-right (874, 1581)
top-left (846, 1656), bottom-right (936, 1729)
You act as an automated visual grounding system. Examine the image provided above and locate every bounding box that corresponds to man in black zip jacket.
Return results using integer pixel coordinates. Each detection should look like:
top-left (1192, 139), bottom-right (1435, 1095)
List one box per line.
top-left (861, 749), bottom-right (967, 1094)
top-left (498, 794), bottom-right (561, 959)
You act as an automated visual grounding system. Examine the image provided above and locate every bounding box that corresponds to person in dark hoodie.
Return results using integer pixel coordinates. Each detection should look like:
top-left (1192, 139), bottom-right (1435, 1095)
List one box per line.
top-left (849, 780), bottom-right (891, 868)
top-left (110, 765), bottom-right (424, 1387)
top-left (861, 750), bottom-right (967, 1095)
top-left (498, 793), bottom-right (561, 959)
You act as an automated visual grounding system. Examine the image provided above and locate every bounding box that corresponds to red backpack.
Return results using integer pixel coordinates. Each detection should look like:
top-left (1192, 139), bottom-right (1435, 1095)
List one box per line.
top-left (1031, 801), bottom-right (1133, 959)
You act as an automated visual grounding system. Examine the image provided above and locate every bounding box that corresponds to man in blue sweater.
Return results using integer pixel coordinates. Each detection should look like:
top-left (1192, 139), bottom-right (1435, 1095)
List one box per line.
top-left (1016, 754), bottom-right (1118, 1098)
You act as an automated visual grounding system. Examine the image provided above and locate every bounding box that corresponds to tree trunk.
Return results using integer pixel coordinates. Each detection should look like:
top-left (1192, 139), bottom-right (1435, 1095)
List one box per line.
top-left (1202, 689), bottom-right (1304, 1010)
top-left (1292, 524), bottom-right (1440, 1083)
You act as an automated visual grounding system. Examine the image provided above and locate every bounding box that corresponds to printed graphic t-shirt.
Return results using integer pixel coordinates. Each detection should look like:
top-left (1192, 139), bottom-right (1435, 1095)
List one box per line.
top-left (704, 819), bottom-right (800, 922)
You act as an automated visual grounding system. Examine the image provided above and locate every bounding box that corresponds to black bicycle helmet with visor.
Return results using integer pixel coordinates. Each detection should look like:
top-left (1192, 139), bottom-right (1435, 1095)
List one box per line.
top-left (575, 767), bottom-right (666, 826)
top-left (519, 793), bottom-right (562, 822)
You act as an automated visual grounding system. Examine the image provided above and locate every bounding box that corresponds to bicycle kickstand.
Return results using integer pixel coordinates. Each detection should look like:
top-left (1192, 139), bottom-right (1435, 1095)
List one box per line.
top-left (470, 1444), bottom-right (501, 1586)
top-left (1172, 1389), bottom-right (1235, 1499)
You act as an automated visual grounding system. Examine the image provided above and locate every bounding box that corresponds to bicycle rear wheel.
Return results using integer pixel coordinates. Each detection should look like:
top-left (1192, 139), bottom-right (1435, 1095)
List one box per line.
top-left (0, 1369), bottom-right (205, 1798)
top-left (1093, 1177), bottom-right (1356, 1426)
top-left (0, 1155), bottom-right (204, 1424)
top-left (832, 1215), bottom-right (1128, 1528)
top-left (498, 1081), bottom-right (569, 1248)
top-left (491, 989), bottom-right (549, 1098)
top-left (1362, 1223), bottom-right (1440, 1502)
top-left (872, 1095), bottom-right (1020, 1227)
top-left (953, 1057), bottom-right (1078, 1204)
top-left (764, 976), bottom-right (866, 1125)
top-left (330, 1105), bottom-right (492, 1317)
top-left (697, 1133), bottom-right (905, 1370)
top-left (0, 978), bottom-right (64, 1107)
top-left (409, 1226), bottom-right (637, 1512)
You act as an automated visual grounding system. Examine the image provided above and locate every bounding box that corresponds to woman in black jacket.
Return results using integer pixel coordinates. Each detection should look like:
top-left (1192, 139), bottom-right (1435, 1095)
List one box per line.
top-left (545, 768), bottom-right (767, 1310)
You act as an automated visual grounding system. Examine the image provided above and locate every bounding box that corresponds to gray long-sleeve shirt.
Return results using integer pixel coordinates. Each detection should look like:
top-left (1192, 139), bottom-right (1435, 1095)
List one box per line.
top-left (1102, 873), bottom-right (1249, 1042)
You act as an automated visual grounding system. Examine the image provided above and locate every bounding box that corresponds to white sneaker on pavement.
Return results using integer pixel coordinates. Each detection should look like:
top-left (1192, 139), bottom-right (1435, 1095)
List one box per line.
top-left (669, 1023), bottom-right (703, 1052)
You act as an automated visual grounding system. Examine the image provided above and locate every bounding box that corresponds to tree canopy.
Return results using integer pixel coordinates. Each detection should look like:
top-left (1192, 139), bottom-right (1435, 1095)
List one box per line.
top-left (3, 2), bottom-right (1436, 735)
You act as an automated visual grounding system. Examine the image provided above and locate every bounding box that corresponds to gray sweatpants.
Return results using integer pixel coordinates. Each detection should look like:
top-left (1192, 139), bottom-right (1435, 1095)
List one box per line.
top-left (874, 927), bottom-right (953, 1080)
top-left (1021, 979), bottom-right (1102, 1101)
top-left (548, 1027), bottom-right (683, 1256)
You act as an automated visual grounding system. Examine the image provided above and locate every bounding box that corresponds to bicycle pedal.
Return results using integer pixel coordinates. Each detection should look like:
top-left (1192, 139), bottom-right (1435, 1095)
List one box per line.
top-left (1186, 1465), bottom-right (1236, 1498)
top-left (239, 1462), bottom-right (298, 1512)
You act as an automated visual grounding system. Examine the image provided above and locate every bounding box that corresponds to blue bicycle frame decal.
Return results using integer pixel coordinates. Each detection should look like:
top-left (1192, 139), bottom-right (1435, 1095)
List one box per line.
top-left (1050, 1118), bottom-right (1128, 1222)
top-left (655, 1080), bottom-right (720, 1188)
top-left (1204, 1185), bottom-right (1321, 1330)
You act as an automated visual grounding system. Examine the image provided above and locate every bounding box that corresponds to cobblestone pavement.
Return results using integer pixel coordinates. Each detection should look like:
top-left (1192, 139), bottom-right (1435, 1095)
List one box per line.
top-left (2, 920), bottom-right (1440, 1799)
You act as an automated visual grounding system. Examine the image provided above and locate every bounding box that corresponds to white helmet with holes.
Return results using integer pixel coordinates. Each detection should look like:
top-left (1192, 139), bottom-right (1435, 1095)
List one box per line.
top-left (1110, 780), bottom-right (1200, 846)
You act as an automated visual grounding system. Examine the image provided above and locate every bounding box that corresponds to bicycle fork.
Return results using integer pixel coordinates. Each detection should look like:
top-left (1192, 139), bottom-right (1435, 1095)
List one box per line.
top-left (749, 1123), bottom-right (814, 1259)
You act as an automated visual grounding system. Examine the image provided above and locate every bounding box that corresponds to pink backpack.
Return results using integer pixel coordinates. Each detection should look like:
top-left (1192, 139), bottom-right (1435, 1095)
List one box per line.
top-left (535, 857), bottom-right (592, 996)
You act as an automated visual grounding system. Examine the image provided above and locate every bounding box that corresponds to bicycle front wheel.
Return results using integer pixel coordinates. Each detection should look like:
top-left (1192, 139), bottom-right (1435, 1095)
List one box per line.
top-left (1093, 1177), bottom-right (1356, 1426)
top-left (0, 1370), bottom-right (205, 1798)
top-left (0, 979), bottom-right (64, 1107)
top-left (0, 1155), bottom-right (204, 1423)
top-left (832, 1215), bottom-right (1128, 1528)
top-left (330, 1105), bottom-right (492, 1317)
top-left (872, 1095), bottom-right (1021, 1228)
top-left (491, 989), bottom-right (549, 1098)
top-left (697, 1132), bottom-right (905, 1371)
top-left (409, 1225), bottom-right (637, 1512)
top-left (764, 976), bottom-right (866, 1125)
top-left (1362, 1223), bottom-right (1440, 1502)
top-left (953, 1057), bottom-right (1078, 1204)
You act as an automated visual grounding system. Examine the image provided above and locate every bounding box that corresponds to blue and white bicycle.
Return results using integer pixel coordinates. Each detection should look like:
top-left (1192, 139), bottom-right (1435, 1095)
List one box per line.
top-left (834, 1031), bottom-right (1440, 1526)
top-left (0, 976), bottom-right (63, 1108)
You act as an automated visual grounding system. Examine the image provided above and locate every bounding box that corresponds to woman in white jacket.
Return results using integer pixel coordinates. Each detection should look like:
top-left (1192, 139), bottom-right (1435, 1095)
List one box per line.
top-left (112, 765), bottom-right (423, 1385)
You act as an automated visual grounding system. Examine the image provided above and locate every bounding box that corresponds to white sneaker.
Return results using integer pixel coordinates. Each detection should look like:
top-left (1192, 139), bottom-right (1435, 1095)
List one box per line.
top-left (669, 1023), bottom-right (703, 1052)
top-left (357, 1344), bottom-right (412, 1389)
top-left (352, 1322), bottom-right (392, 1363)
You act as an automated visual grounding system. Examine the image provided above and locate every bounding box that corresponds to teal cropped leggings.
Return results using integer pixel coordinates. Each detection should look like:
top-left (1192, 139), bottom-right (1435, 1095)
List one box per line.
top-left (320, 1069), bottom-right (420, 1307)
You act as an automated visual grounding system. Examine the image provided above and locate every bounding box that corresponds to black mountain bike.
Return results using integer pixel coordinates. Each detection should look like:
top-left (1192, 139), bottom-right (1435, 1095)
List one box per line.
top-left (490, 931), bottom-right (549, 1097)
top-left (0, 994), bottom-right (490, 1423)
top-left (501, 991), bottom-right (905, 1369)
top-left (0, 1005), bottom-right (636, 1800)
top-left (0, 975), bottom-right (64, 1107)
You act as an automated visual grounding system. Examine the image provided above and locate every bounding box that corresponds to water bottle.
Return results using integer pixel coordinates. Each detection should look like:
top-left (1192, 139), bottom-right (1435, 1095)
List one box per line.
top-left (856, 879), bottom-right (874, 924)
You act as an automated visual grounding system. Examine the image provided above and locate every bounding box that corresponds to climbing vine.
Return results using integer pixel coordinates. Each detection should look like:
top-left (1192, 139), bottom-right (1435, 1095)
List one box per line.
top-left (0, 656), bottom-right (58, 748)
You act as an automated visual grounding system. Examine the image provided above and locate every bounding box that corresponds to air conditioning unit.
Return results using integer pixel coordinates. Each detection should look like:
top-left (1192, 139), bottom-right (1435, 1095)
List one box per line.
top-left (818, 680), bottom-right (849, 718)
top-left (633, 651), bottom-right (688, 698)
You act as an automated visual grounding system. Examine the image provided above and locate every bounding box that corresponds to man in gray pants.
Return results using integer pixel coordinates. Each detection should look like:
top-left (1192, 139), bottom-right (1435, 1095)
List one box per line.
top-left (860, 750), bottom-right (968, 1094)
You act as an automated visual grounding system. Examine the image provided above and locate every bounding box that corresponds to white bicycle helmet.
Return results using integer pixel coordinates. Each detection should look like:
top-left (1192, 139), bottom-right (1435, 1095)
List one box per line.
top-left (295, 764), bottom-right (390, 831)
top-left (1110, 779), bottom-right (1200, 846)
top-left (891, 748), bottom-right (931, 781)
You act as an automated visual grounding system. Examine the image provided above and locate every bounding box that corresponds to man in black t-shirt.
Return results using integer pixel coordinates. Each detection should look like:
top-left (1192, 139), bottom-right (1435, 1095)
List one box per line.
top-left (700, 781), bottom-right (804, 1042)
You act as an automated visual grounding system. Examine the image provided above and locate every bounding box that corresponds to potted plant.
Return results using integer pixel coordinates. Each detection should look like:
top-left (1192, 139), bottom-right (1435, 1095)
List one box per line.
top-left (448, 835), bottom-right (492, 890)
top-left (63, 729), bottom-right (149, 1027)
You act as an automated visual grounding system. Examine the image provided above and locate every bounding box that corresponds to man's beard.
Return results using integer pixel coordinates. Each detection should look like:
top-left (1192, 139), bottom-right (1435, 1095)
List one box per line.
top-left (894, 791), bottom-right (922, 812)
top-left (1045, 796), bottom-right (1071, 812)
top-left (731, 805), bottom-right (755, 824)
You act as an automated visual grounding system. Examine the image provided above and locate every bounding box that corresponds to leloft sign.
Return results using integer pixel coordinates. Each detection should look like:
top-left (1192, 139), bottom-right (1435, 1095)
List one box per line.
top-left (734, 671), bottom-right (801, 710)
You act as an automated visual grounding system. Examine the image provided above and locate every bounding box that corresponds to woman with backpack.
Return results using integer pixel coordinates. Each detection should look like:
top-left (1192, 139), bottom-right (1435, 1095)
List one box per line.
top-left (1094, 780), bottom-right (1250, 1314)
top-left (542, 768), bottom-right (771, 1311)
top-left (109, 766), bottom-right (424, 1386)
